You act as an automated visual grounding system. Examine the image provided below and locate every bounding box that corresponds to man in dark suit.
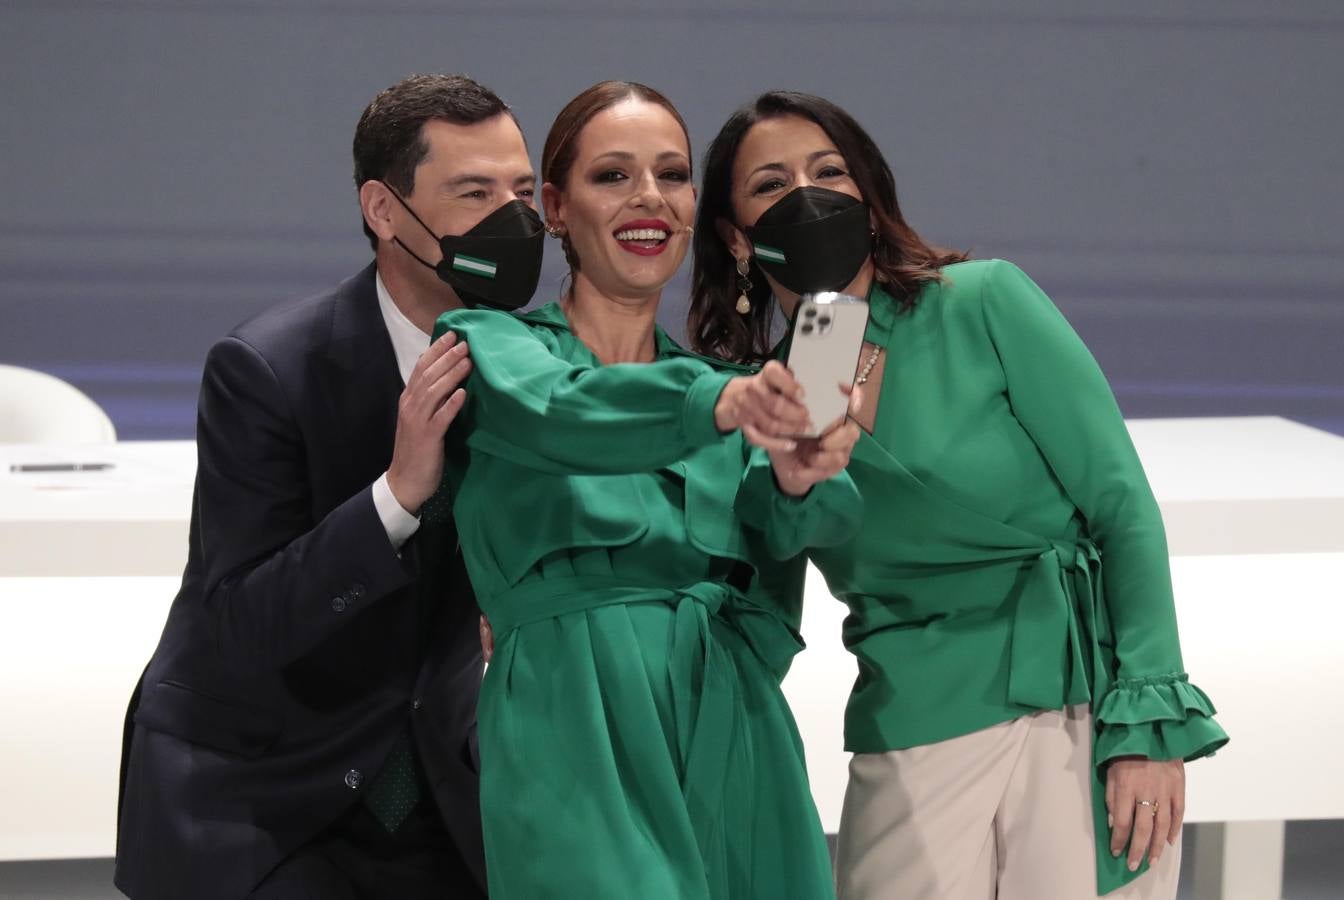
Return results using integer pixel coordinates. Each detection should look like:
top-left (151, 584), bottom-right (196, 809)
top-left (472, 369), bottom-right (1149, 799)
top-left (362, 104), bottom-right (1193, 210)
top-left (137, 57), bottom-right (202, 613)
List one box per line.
top-left (115, 74), bottom-right (539, 899)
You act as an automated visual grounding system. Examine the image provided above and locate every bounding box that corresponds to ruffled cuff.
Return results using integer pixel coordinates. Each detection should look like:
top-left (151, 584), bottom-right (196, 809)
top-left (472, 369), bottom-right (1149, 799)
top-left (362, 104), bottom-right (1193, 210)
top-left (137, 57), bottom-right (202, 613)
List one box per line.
top-left (1094, 673), bottom-right (1229, 765)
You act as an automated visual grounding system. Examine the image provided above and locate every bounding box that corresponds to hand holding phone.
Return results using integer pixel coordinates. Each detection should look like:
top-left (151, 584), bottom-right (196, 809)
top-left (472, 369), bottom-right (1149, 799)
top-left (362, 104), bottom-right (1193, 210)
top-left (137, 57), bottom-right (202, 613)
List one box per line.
top-left (783, 292), bottom-right (870, 437)
top-left (769, 409), bottom-right (863, 497)
top-left (714, 360), bottom-right (810, 451)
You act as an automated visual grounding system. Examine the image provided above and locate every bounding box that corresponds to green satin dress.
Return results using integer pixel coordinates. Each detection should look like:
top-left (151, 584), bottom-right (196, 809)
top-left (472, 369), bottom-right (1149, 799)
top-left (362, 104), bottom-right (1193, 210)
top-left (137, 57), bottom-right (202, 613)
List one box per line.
top-left (427, 302), bottom-right (860, 900)
top-left (801, 260), bottom-right (1228, 894)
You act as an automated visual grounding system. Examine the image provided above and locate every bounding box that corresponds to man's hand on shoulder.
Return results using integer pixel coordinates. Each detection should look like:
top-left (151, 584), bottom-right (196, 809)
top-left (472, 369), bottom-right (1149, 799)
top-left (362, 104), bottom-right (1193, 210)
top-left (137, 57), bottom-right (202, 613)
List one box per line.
top-left (387, 331), bottom-right (472, 514)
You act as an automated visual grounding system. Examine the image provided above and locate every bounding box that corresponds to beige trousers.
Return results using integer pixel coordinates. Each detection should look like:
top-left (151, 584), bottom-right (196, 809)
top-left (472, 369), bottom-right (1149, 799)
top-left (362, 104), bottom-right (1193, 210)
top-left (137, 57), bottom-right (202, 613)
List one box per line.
top-left (834, 706), bottom-right (1181, 900)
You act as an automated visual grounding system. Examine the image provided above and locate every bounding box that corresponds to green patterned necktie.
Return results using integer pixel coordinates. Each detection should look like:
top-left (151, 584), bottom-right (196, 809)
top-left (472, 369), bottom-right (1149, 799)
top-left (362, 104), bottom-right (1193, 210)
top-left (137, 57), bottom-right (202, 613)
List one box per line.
top-left (364, 730), bottom-right (422, 832)
top-left (418, 482), bottom-right (453, 525)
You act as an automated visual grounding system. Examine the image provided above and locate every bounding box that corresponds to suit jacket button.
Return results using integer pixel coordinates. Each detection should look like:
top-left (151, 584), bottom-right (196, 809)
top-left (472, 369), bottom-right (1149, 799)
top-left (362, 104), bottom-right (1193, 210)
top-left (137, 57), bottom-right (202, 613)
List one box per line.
top-left (412, 698), bottom-right (422, 711)
top-left (331, 596), bottom-right (348, 613)
top-left (350, 583), bottom-right (366, 600)
top-left (344, 769), bottom-right (363, 789)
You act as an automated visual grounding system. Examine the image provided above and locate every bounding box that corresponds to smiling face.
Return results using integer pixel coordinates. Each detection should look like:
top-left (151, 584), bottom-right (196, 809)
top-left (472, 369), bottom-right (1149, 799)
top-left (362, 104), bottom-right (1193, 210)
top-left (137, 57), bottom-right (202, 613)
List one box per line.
top-left (544, 98), bottom-right (695, 303)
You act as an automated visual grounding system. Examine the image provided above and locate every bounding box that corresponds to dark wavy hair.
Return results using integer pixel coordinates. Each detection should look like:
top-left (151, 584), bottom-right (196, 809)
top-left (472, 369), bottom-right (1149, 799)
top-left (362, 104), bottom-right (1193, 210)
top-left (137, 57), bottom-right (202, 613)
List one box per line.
top-left (688, 91), bottom-right (968, 364)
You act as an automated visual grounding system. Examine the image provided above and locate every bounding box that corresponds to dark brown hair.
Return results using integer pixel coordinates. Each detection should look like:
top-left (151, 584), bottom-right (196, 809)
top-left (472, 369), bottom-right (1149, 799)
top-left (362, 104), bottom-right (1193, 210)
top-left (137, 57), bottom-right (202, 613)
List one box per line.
top-left (353, 73), bottom-right (513, 250)
top-left (541, 80), bottom-right (691, 273)
top-left (689, 90), bottom-right (968, 364)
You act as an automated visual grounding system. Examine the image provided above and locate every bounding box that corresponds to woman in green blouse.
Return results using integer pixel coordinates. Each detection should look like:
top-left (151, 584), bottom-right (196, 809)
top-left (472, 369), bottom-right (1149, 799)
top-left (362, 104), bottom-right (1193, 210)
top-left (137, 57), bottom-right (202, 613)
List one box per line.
top-left (688, 91), bottom-right (1228, 899)
top-left (430, 82), bottom-right (862, 899)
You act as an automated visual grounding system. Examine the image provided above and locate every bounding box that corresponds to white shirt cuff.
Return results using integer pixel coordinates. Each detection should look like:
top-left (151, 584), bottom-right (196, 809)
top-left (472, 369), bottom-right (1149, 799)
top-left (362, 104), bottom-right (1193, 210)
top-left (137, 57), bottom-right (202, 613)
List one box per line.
top-left (372, 472), bottom-right (420, 550)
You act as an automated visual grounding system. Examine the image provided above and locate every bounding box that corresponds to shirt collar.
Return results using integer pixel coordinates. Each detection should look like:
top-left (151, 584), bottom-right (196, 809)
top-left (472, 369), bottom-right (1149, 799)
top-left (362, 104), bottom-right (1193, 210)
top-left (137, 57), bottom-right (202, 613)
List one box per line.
top-left (375, 269), bottom-right (432, 385)
top-left (522, 300), bottom-right (682, 361)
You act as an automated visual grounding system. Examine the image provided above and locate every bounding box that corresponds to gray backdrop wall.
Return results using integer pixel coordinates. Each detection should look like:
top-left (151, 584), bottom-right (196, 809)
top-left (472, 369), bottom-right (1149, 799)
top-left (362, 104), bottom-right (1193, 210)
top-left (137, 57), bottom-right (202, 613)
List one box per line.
top-left (2, 0), bottom-right (1341, 438)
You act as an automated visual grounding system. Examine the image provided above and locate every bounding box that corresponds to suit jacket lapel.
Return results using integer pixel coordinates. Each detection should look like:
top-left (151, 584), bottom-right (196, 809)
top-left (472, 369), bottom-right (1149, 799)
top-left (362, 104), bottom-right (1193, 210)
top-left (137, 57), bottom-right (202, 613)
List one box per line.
top-left (321, 264), bottom-right (468, 605)
top-left (322, 262), bottom-right (403, 484)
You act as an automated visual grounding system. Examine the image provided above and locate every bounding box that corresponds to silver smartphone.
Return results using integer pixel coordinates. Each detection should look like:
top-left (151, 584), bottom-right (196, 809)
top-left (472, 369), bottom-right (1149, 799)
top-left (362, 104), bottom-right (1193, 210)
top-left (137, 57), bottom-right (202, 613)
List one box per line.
top-left (783, 292), bottom-right (870, 438)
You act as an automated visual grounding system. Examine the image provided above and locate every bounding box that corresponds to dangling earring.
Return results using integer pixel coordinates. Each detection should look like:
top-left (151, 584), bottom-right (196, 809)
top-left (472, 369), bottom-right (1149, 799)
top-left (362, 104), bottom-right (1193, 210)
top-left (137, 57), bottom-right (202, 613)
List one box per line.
top-left (545, 222), bottom-right (565, 239)
top-left (735, 257), bottom-right (753, 315)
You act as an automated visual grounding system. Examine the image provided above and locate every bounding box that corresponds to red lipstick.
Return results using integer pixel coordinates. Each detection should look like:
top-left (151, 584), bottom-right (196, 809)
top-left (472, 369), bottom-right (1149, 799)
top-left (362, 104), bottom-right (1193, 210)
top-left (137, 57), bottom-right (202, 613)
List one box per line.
top-left (613, 218), bottom-right (674, 256)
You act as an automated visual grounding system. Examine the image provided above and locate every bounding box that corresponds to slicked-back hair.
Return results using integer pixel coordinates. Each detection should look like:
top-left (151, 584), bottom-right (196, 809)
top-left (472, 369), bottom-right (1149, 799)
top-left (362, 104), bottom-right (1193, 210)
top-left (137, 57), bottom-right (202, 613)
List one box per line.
top-left (540, 80), bottom-right (690, 273)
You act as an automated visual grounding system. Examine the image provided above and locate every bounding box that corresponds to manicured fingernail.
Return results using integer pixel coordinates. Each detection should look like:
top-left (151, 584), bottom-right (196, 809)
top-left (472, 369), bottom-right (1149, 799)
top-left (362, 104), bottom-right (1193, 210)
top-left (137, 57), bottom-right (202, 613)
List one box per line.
top-left (1128, 861), bottom-right (1139, 872)
top-left (784, 441), bottom-right (797, 452)
top-left (1107, 815), bottom-right (1113, 828)
top-left (1112, 849), bottom-right (1120, 858)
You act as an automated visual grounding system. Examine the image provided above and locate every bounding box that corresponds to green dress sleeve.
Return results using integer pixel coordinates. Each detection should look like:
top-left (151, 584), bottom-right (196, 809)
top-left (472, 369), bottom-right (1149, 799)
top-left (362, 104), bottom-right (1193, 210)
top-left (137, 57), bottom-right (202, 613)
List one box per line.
top-left (734, 447), bottom-right (863, 561)
top-left (433, 308), bottom-right (734, 475)
top-left (980, 260), bottom-right (1227, 764)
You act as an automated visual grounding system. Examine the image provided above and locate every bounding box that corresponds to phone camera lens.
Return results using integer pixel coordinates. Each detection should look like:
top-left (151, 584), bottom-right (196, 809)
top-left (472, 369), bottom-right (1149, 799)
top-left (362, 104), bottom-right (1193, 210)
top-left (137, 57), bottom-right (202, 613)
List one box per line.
top-left (803, 307), bottom-right (818, 318)
top-left (818, 316), bottom-right (832, 327)
top-left (800, 323), bottom-right (815, 335)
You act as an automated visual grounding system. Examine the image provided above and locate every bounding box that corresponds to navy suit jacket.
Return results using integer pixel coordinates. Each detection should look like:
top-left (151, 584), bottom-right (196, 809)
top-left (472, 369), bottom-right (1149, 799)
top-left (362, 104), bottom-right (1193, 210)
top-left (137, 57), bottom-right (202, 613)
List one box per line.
top-left (115, 263), bottom-right (486, 899)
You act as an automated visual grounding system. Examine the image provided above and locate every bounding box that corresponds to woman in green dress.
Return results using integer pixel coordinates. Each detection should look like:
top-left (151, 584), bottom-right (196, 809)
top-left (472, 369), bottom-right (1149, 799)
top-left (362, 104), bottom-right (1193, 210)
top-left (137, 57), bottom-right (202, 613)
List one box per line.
top-left (688, 91), bottom-right (1229, 900)
top-left (431, 82), bottom-right (862, 899)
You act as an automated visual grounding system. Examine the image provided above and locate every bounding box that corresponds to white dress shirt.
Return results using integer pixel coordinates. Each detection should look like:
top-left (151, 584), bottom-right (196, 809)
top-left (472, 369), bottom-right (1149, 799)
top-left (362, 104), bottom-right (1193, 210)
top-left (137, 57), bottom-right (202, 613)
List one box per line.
top-left (370, 270), bottom-right (432, 550)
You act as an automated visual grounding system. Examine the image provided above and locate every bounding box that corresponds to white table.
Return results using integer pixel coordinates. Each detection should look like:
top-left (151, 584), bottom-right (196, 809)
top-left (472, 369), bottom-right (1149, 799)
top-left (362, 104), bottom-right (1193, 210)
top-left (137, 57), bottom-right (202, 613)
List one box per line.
top-left (0, 441), bottom-right (194, 859)
top-left (3, 419), bottom-right (1342, 899)
top-left (0, 441), bottom-right (196, 577)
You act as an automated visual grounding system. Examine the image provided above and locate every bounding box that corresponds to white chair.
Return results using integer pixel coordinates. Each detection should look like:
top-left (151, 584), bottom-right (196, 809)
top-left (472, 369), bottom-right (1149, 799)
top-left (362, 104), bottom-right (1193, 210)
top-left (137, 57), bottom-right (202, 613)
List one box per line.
top-left (0, 364), bottom-right (117, 443)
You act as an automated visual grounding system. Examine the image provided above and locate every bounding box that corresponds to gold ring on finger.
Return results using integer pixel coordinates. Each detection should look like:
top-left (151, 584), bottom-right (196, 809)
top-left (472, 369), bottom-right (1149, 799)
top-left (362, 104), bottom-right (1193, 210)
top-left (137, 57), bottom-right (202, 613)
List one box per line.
top-left (1137, 800), bottom-right (1160, 814)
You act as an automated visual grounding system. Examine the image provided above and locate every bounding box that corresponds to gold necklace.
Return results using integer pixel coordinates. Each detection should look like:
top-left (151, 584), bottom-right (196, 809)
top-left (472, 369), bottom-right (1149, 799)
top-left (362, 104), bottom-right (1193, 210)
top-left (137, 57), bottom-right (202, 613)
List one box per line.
top-left (855, 344), bottom-right (883, 385)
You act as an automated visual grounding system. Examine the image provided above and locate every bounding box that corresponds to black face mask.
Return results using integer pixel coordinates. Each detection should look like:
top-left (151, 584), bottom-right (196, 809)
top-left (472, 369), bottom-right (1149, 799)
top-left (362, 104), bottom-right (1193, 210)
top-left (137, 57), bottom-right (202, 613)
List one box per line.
top-left (744, 186), bottom-right (872, 295)
top-left (388, 189), bottom-right (544, 311)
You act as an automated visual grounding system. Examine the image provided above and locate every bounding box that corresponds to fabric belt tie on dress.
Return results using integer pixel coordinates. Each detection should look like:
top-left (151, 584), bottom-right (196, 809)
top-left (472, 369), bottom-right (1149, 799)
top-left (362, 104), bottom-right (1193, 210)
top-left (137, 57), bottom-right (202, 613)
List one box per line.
top-left (486, 574), bottom-right (803, 871)
top-left (669, 581), bottom-right (735, 869)
top-left (1006, 539), bottom-right (1104, 711)
top-left (485, 575), bottom-right (800, 671)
